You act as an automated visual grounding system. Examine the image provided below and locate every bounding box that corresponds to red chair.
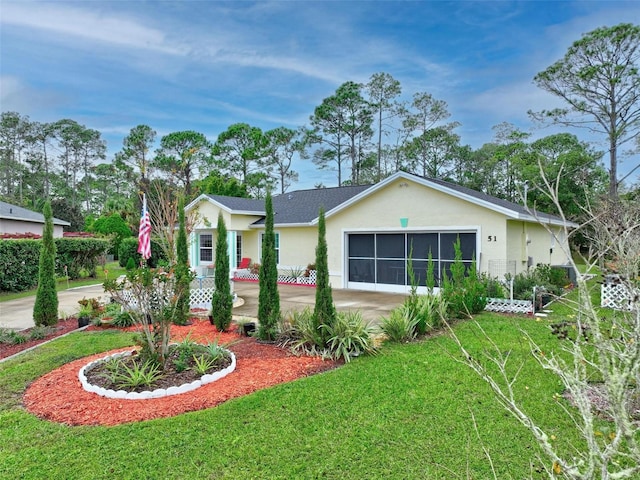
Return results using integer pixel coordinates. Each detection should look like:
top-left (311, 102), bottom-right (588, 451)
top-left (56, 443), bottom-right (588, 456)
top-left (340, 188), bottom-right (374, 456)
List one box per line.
top-left (238, 258), bottom-right (251, 269)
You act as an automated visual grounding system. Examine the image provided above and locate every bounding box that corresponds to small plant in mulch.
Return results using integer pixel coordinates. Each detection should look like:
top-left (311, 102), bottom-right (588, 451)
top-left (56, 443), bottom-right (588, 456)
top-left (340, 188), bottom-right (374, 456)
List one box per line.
top-left (83, 337), bottom-right (234, 393)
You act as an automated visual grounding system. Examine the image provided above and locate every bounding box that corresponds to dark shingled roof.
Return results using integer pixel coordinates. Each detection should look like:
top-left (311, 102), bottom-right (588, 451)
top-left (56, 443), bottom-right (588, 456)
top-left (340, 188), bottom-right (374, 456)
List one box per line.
top-left (426, 177), bottom-right (566, 223)
top-left (0, 200), bottom-right (70, 226)
top-left (269, 184), bottom-right (371, 225)
top-left (206, 185), bottom-right (371, 226)
top-left (204, 195), bottom-right (264, 213)
top-left (201, 172), bottom-right (571, 227)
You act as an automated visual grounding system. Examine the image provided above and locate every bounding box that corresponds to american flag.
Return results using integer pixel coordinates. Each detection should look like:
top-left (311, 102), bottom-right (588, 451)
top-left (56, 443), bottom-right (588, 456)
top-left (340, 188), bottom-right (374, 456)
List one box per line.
top-left (137, 194), bottom-right (151, 260)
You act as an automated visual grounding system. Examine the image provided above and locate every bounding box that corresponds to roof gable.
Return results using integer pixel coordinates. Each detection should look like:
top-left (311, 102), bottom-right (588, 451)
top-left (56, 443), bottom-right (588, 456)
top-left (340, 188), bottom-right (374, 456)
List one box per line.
top-left (323, 172), bottom-right (576, 228)
top-left (186, 172), bottom-right (577, 229)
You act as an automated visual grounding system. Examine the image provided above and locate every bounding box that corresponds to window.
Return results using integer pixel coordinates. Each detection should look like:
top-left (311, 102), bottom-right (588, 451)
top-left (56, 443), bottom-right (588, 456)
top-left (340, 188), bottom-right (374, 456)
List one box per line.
top-left (236, 233), bottom-right (243, 267)
top-left (260, 232), bottom-right (280, 264)
top-left (199, 234), bottom-right (213, 263)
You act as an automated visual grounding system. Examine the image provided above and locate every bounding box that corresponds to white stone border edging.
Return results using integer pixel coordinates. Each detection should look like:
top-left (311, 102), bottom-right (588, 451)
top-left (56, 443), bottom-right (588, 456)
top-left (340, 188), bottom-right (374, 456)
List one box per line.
top-left (78, 349), bottom-right (236, 400)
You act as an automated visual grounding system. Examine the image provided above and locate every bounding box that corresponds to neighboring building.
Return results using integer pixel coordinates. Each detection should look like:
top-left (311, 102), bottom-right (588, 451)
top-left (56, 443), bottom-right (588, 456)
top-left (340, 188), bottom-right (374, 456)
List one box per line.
top-left (0, 201), bottom-right (70, 238)
top-left (185, 171), bottom-right (578, 293)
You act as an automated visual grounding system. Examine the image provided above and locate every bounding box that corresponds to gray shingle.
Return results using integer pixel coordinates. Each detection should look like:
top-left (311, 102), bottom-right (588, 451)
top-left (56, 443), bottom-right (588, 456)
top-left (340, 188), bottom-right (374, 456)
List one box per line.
top-left (0, 201), bottom-right (70, 226)
top-left (202, 172), bottom-right (570, 227)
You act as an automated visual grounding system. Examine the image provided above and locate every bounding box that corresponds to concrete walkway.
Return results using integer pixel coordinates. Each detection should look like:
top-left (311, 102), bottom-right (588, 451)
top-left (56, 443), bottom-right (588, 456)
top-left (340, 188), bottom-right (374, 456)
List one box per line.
top-left (0, 284), bottom-right (108, 331)
top-left (0, 281), bottom-right (408, 331)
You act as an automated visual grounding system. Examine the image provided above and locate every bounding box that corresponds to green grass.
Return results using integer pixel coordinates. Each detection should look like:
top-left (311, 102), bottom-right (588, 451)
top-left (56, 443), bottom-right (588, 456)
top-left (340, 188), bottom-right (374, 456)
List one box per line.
top-left (0, 262), bottom-right (126, 302)
top-left (0, 312), bottom-right (597, 479)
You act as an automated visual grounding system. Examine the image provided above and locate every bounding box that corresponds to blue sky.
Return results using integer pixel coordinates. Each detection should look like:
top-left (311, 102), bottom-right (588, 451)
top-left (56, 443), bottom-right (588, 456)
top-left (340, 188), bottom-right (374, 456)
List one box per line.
top-left (1, 0), bottom-right (639, 190)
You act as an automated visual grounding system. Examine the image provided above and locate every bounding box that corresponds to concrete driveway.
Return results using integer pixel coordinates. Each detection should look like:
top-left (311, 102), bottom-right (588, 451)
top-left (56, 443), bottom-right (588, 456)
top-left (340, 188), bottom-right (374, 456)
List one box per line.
top-left (0, 284), bottom-right (108, 331)
top-left (0, 281), bottom-right (408, 331)
top-left (232, 281), bottom-right (408, 324)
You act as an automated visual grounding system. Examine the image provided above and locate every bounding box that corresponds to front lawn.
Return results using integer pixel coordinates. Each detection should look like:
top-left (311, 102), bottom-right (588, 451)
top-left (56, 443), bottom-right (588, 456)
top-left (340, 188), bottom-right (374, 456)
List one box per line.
top-left (0, 313), bottom-right (593, 479)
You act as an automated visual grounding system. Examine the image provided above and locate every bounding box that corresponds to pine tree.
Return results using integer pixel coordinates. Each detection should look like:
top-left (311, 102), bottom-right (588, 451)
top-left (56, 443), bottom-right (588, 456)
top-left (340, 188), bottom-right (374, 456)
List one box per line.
top-left (174, 196), bottom-right (191, 325)
top-left (313, 207), bottom-right (336, 344)
top-left (210, 212), bottom-right (232, 331)
top-left (258, 192), bottom-right (280, 340)
top-left (33, 201), bottom-right (59, 326)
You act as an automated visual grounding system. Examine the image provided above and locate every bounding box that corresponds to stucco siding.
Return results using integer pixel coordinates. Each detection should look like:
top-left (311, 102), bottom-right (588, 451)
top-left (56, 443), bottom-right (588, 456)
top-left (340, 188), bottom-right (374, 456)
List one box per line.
top-left (506, 220), bottom-right (572, 274)
top-left (0, 219), bottom-right (65, 238)
top-left (325, 178), bottom-right (508, 277)
top-left (277, 227), bottom-right (317, 269)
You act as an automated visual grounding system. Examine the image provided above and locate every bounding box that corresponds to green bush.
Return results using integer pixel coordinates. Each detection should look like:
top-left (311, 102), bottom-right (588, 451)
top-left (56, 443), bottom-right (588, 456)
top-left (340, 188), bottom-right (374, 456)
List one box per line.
top-left (90, 213), bottom-right (132, 258)
top-left (257, 193), bottom-right (280, 340)
top-left (55, 238), bottom-right (110, 279)
top-left (279, 307), bottom-right (325, 356)
top-left (440, 238), bottom-right (486, 318)
top-left (321, 311), bottom-right (377, 363)
top-left (0, 239), bottom-right (40, 291)
top-left (384, 293), bottom-right (448, 342)
top-left (481, 274), bottom-right (506, 298)
top-left (125, 257), bottom-right (137, 270)
top-left (174, 197), bottom-right (192, 326)
top-left (381, 307), bottom-right (418, 343)
top-left (312, 208), bottom-right (336, 345)
top-left (511, 264), bottom-right (566, 301)
top-left (0, 237), bottom-right (110, 292)
top-left (117, 237), bottom-right (165, 268)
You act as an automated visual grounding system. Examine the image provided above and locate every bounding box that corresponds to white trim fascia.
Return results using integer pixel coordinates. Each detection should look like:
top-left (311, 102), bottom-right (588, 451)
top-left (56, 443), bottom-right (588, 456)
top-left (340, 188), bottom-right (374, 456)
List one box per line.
top-left (342, 225), bottom-right (481, 233)
top-left (1, 215), bottom-right (70, 226)
top-left (185, 194), bottom-right (265, 216)
top-left (248, 222), bottom-right (312, 229)
top-left (311, 170), bottom-right (576, 230)
top-left (185, 194), bottom-right (210, 211)
top-left (515, 213), bottom-right (579, 229)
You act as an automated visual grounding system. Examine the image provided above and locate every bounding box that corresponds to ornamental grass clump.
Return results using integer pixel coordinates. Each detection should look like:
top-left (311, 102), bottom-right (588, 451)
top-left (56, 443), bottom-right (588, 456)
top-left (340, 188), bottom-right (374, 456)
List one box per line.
top-left (280, 308), bottom-right (377, 362)
top-left (380, 306), bottom-right (419, 343)
top-left (322, 311), bottom-right (377, 362)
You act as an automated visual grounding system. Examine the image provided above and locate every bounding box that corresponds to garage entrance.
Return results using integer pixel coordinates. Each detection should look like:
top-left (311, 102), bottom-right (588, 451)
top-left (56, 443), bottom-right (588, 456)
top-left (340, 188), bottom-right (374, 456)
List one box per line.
top-left (346, 231), bottom-right (477, 292)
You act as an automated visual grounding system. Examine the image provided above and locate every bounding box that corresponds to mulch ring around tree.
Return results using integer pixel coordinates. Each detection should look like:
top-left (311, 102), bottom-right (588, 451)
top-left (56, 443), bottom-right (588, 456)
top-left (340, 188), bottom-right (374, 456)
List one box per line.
top-left (23, 319), bottom-right (339, 426)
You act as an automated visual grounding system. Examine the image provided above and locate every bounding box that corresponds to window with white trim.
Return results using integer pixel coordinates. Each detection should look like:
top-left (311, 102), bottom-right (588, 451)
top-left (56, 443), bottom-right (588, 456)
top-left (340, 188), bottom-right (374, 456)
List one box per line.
top-left (260, 232), bottom-right (280, 264)
top-left (199, 234), bottom-right (213, 263)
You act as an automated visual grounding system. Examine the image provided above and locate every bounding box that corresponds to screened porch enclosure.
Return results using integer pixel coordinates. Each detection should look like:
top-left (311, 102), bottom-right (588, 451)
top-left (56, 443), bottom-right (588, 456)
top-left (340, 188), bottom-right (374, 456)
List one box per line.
top-left (347, 232), bottom-right (477, 289)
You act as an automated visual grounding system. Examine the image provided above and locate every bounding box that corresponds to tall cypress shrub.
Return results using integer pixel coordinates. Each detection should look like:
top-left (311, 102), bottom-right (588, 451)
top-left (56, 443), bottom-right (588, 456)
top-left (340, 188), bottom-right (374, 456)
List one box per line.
top-left (33, 201), bottom-right (59, 326)
top-left (210, 212), bottom-right (233, 331)
top-left (257, 192), bottom-right (280, 340)
top-left (313, 207), bottom-right (336, 344)
top-left (174, 197), bottom-right (191, 325)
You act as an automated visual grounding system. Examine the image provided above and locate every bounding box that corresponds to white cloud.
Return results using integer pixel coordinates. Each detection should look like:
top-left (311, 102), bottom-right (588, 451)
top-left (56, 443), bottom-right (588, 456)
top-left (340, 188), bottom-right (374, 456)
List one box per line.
top-left (1, 2), bottom-right (187, 55)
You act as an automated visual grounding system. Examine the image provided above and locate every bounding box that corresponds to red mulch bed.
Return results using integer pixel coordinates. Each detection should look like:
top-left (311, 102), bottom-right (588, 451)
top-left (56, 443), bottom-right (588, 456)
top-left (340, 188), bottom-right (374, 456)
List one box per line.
top-left (0, 318), bottom-right (81, 360)
top-left (22, 319), bottom-right (339, 426)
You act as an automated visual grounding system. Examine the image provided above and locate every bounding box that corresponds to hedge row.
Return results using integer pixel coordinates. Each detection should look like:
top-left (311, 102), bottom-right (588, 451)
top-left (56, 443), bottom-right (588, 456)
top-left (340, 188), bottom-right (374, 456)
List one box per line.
top-left (118, 237), bottom-right (166, 269)
top-left (0, 238), bottom-right (110, 292)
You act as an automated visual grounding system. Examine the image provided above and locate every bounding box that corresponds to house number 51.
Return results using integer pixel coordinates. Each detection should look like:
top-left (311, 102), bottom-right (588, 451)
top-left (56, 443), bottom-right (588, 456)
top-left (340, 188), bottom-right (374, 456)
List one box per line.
top-left (487, 235), bottom-right (497, 242)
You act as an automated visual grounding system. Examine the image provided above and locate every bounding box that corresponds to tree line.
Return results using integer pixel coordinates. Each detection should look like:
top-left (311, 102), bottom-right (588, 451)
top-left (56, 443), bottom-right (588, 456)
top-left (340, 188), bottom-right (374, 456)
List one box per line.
top-left (0, 23), bottom-right (638, 231)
